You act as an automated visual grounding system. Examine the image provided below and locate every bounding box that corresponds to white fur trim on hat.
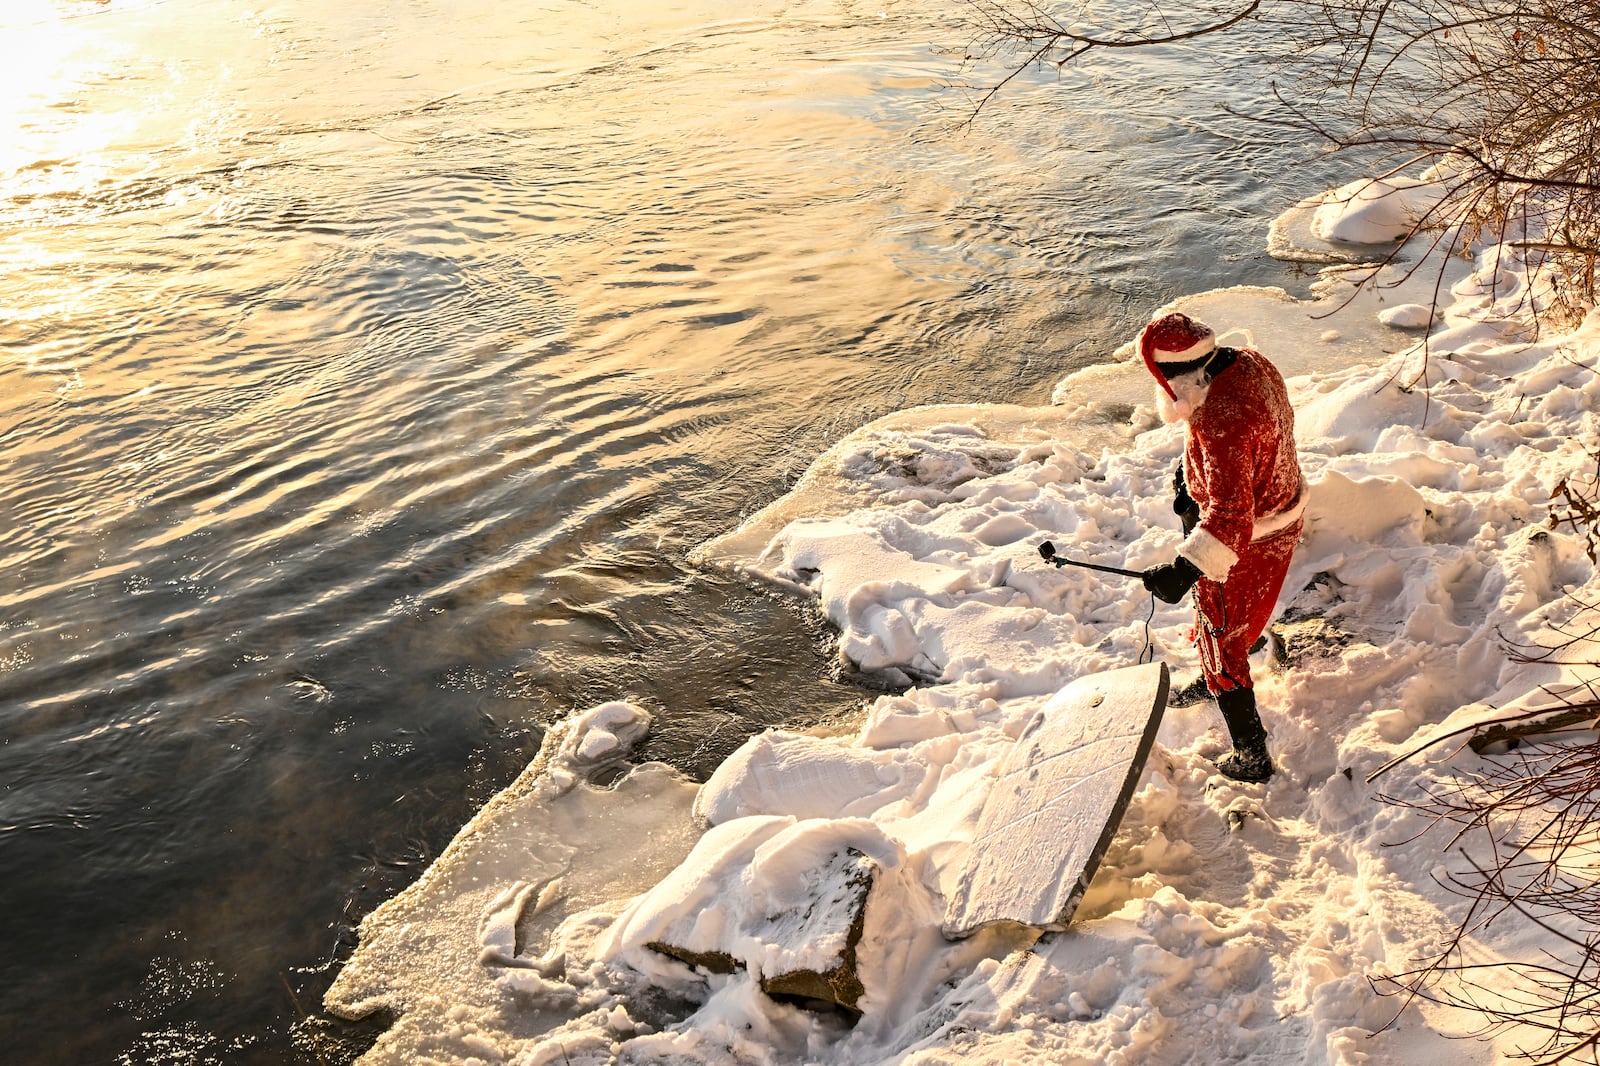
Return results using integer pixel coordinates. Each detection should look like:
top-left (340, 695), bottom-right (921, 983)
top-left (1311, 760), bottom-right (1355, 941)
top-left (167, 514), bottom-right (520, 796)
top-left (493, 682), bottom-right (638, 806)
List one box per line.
top-left (1149, 334), bottom-right (1216, 363)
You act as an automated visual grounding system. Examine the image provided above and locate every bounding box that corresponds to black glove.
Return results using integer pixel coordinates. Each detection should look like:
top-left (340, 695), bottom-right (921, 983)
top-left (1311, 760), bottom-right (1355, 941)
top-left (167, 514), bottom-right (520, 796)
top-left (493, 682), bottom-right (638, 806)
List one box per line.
top-left (1172, 463), bottom-right (1200, 536)
top-left (1143, 555), bottom-right (1203, 604)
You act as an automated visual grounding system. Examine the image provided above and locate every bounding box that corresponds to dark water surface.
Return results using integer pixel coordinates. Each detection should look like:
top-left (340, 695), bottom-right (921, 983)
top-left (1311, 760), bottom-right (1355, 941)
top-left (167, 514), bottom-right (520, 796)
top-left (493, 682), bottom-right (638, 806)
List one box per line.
top-left (0, 1), bottom-right (1348, 1060)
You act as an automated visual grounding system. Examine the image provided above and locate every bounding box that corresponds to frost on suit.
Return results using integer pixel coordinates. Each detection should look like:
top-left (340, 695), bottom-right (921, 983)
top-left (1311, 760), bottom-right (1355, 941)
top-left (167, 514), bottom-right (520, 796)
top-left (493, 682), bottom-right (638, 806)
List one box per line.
top-left (1159, 348), bottom-right (1305, 693)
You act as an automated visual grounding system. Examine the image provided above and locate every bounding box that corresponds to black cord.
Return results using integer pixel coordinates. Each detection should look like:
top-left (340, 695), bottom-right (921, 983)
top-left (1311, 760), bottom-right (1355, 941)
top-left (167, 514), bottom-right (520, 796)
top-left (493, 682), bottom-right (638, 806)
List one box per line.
top-left (1035, 552), bottom-right (1157, 664)
top-left (1139, 594), bottom-right (1156, 664)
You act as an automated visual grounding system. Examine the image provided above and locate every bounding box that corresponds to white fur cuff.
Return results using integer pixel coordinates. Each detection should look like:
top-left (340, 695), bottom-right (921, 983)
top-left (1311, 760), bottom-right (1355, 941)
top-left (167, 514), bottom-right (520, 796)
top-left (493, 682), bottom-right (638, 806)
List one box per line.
top-left (1178, 527), bottom-right (1238, 582)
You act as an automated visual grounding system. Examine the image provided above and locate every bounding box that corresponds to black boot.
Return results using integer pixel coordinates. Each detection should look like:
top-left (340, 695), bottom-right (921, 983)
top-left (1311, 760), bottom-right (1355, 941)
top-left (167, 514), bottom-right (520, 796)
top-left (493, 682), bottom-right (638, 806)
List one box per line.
top-left (1214, 687), bottom-right (1273, 783)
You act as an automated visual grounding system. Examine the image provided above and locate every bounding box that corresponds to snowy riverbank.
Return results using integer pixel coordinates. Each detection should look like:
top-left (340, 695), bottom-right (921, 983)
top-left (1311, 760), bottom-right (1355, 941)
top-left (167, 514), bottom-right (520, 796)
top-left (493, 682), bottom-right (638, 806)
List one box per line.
top-left (324, 179), bottom-right (1600, 1064)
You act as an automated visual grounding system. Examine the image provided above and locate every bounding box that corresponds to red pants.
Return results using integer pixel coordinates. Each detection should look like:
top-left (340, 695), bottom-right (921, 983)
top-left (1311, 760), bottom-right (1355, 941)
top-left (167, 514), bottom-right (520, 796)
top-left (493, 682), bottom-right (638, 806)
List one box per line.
top-left (1192, 522), bottom-right (1302, 693)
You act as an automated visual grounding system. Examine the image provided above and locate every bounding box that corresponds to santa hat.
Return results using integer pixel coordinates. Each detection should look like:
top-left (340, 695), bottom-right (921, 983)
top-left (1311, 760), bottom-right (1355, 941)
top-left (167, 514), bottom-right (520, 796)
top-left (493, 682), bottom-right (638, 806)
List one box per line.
top-left (1140, 312), bottom-right (1216, 399)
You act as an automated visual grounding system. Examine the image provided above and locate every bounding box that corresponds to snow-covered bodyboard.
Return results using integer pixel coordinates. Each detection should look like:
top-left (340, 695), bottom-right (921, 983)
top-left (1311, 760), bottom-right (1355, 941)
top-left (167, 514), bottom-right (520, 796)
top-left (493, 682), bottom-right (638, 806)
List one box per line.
top-left (942, 661), bottom-right (1169, 938)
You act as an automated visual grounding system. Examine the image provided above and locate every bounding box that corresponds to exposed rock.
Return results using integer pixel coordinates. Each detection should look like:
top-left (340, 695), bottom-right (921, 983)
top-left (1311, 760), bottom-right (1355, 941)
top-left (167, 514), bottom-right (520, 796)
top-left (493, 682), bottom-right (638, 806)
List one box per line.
top-left (645, 847), bottom-right (875, 1020)
top-left (1271, 615), bottom-right (1357, 666)
top-left (643, 942), bottom-right (738, 976)
top-left (1269, 571), bottom-right (1367, 669)
top-left (760, 850), bottom-right (871, 1018)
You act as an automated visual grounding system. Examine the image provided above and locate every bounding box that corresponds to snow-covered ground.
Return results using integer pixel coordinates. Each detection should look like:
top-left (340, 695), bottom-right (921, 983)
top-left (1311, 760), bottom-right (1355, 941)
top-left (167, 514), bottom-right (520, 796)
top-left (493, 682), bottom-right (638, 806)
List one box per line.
top-left (324, 177), bottom-right (1600, 1064)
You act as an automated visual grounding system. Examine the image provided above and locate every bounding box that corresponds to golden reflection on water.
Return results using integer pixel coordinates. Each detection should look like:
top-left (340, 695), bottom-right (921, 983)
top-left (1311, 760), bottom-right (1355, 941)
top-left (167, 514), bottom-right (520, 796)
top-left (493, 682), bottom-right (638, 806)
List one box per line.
top-left (0, 2), bottom-right (152, 184)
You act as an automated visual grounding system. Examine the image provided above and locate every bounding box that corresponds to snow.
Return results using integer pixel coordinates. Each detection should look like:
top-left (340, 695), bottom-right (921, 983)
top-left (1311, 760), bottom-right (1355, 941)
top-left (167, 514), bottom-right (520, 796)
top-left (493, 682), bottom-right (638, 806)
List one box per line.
top-left (325, 181), bottom-right (1600, 1065)
top-left (1268, 174), bottom-right (1453, 263)
top-left (1309, 177), bottom-right (1448, 246)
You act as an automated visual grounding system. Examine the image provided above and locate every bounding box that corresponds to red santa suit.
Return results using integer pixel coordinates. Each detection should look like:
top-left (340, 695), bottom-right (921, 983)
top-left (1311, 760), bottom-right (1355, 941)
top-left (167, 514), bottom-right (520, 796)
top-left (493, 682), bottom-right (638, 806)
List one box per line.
top-left (1141, 316), bottom-right (1306, 694)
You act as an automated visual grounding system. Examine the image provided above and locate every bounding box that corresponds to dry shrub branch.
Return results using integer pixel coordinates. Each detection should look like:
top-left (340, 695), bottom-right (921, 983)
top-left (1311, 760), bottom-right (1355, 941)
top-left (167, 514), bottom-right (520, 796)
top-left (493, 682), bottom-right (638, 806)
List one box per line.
top-left (1373, 696), bottom-right (1600, 1063)
top-left (960, 0), bottom-right (1600, 319)
top-left (1362, 593), bottom-right (1600, 1063)
top-left (1550, 446), bottom-right (1600, 566)
top-left (1362, 588), bottom-right (1600, 1062)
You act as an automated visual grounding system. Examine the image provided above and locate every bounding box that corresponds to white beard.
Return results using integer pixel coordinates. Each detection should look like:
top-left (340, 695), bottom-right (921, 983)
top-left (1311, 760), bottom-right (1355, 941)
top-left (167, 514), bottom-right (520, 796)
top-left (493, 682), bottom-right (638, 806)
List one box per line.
top-left (1155, 368), bottom-right (1212, 423)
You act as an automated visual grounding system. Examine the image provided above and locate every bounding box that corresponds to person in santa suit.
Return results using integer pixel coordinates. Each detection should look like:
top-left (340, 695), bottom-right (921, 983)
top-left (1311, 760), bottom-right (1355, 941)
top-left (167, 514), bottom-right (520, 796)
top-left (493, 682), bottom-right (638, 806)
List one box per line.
top-left (1137, 311), bottom-right (1307, 783)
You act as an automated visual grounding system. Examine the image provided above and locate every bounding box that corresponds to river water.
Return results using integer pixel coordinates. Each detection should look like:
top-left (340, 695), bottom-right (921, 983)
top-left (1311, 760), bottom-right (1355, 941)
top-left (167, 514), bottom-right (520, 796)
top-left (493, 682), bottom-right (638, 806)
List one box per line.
top-left (0, 1), bottom-right (1352, 1061)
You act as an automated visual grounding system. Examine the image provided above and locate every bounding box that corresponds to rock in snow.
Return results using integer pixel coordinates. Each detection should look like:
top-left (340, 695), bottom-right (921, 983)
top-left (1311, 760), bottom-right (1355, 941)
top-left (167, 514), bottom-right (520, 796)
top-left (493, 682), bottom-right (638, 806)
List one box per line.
top-left (649, 845), bottom-right (876, 1018)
